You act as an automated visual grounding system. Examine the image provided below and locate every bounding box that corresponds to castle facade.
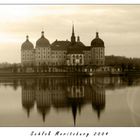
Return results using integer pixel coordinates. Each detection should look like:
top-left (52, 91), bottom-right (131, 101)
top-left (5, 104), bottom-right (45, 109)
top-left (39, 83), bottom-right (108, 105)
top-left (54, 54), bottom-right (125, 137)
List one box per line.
top-left (21, 25), bottom-right (105, 67)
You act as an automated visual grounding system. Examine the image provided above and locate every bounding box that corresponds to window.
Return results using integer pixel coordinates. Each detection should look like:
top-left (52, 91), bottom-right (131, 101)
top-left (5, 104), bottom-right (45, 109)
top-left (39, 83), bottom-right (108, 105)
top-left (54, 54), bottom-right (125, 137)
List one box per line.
top-left (73, 59), bottom-right (75, 64)
top-left (80, 59), bottom-right (82, 64)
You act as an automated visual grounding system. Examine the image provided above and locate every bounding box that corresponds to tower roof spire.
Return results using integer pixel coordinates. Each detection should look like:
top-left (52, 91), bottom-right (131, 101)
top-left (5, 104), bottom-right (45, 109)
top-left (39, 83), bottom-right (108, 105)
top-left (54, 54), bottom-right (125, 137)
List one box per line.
top-left (72, 23), bottom-right (75, 35)
top-left (71, 22), bottom-right (76, 44)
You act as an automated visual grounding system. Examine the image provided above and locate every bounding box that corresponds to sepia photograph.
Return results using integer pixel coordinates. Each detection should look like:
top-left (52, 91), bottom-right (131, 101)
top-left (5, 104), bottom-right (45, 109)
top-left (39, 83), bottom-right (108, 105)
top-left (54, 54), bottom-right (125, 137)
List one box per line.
top-left (0, 4), bottom-right (140, 127)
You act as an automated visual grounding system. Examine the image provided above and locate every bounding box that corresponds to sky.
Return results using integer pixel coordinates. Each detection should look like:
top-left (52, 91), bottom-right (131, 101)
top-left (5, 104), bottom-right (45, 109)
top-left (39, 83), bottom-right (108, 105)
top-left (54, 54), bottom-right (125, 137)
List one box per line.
top-left (0, 5), bottom-right (140, 63)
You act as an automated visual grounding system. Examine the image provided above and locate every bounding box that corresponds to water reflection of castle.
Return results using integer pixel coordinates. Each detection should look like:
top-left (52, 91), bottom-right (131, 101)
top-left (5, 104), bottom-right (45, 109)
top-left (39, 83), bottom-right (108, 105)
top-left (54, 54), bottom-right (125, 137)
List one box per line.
top-left (21, 77), bottom-right (106, 125)
top-left (0, 76), bottom-right (134, 126)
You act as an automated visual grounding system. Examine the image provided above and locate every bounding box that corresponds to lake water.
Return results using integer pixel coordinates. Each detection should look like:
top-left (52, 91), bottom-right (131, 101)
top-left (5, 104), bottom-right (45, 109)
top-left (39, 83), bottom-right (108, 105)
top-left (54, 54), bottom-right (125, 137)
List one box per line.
top-left (0, 76), bottom-right (140, 127)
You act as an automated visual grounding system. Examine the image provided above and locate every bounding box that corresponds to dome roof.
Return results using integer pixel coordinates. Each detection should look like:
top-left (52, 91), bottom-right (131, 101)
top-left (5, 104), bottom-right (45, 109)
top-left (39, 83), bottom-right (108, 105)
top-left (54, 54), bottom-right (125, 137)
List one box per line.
top-left (36, 31), bottom-right (50, 48)
top-left (91, 32), bottom-right (104, 47)
top-left (76, 36), bottom-right (85, 47)
top-left (21, 36), bottom-right (34, 50)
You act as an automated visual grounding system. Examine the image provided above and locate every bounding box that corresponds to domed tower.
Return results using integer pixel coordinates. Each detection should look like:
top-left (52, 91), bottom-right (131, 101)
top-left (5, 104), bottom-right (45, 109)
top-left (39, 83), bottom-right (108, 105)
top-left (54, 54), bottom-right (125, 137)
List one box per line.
top-left (21, 35), bottom-right (35, 66)
top-left (92, 84), bottom-right (105, 119)
top-left (36, 79), bottom-right (51, 122)
top-left (35, 31), bottom-right (51, 66)
top-left (91, 32), bottom-right (105, 66)
top-left (21, 79), bottom-right (35, 118)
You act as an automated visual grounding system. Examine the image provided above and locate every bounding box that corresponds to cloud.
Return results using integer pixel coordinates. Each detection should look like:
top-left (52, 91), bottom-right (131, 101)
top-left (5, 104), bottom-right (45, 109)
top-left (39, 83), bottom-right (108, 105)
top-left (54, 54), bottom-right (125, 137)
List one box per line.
top-left (0, 5), bottom-right (140, 62)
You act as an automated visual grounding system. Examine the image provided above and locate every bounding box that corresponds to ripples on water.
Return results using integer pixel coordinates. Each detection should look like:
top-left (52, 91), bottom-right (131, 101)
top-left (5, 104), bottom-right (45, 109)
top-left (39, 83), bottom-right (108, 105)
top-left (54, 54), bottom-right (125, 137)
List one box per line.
top-left (0, 76), bottom-right (140, 126)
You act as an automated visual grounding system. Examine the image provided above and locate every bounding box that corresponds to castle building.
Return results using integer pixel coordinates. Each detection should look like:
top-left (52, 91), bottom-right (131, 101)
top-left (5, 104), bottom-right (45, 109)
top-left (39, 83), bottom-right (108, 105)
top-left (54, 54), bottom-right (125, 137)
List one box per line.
top-left (21, 25), bottom-right (105, 67)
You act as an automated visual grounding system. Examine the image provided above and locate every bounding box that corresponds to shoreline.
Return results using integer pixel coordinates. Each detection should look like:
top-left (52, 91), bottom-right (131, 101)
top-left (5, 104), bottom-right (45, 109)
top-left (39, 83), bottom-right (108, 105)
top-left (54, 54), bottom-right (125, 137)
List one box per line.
top-left (0, 71), bottom-right (138, 78)
top-left (0, 72), bottom-right (130, 78)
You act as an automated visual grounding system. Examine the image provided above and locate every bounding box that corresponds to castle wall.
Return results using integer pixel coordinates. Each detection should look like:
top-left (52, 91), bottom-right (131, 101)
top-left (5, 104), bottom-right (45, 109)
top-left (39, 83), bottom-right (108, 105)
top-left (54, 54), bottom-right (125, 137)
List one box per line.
top-left (51, 50), bottom-right (67, 65)
top-left (21, 47), bottom-right (105, 66)
top-left (35, 47), bottom-right (51, 66)
top-left (21, 49), bottom-right (35, 66)
top-left (83, 50), bottom-right (91, 65)
top-left (91, 47), bottom-right (105, 66)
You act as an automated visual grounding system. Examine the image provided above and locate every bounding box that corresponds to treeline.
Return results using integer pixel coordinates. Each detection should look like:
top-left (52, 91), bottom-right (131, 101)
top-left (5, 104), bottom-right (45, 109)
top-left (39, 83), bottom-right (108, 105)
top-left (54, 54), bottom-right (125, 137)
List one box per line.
top-left (0, 63), bottom-right (21, 68)
top-left (105, 55), bottom-right (140, 70)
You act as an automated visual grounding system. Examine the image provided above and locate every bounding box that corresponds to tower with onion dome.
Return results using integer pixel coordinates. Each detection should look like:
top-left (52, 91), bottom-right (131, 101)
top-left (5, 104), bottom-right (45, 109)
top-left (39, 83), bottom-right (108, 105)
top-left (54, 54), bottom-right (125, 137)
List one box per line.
top-left (21, 26), bottom-right (106, 67)
top-left (35, 31), bottom-right (51, 66)
top-left (21, 35), bottom-right (35, 66)
top-left (91, 32), bottom-right (105, 66)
